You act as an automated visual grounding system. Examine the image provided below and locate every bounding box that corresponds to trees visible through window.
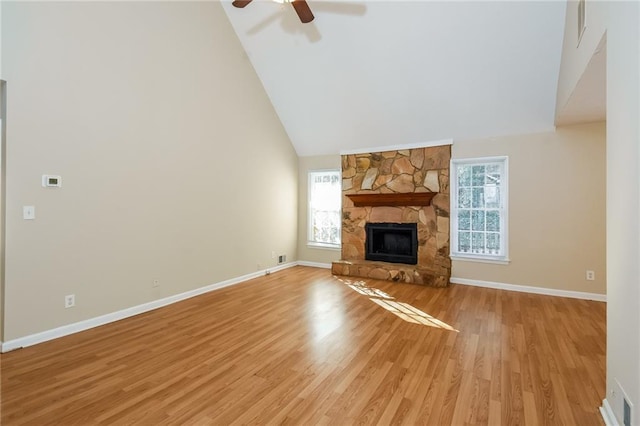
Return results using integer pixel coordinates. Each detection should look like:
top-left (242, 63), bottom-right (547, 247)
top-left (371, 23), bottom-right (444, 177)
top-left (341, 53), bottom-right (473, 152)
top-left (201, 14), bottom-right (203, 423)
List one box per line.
top-left (451, 157), bottom-right (508, 262)
top-left (308, 170), bottom-right (341, 248)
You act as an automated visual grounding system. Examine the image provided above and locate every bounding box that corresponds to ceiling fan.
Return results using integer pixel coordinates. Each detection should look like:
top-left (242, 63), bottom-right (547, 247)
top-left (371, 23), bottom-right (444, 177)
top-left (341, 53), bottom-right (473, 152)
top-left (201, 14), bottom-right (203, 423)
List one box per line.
top-left (232, 0), bottom-right (315, 24)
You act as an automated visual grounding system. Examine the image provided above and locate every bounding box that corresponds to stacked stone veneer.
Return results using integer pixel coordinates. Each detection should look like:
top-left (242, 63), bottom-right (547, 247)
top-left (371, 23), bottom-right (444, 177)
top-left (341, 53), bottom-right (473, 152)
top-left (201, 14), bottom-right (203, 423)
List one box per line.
top-left (331, 145), bottom-right (451, 287)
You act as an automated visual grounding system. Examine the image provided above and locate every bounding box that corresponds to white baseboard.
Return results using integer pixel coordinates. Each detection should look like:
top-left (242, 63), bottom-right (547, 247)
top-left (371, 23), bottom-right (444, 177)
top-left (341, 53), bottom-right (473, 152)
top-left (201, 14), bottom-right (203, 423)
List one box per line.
top-left (297, 261), bottom-right (332, 269)
top-left (1, 262), bottom-right (297, 353)
top-left (600, 398), bottom-right (619, 426)
top-left (450, 277), bottom-right (607, 302)
top-left (266, 261), bottom-right (298, 274)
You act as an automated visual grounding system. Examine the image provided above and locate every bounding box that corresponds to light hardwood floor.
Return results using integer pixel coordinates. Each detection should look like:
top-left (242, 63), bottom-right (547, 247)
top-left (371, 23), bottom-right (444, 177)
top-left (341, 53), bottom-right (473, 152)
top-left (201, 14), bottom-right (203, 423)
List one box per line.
top-left (1, 266), bottom-right (606, 425)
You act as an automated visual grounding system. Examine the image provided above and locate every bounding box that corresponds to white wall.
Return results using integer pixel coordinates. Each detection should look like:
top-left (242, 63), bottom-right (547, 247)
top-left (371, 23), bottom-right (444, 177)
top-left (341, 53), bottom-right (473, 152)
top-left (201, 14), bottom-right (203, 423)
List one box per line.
top-left (452, 123), bottom-right (606, 296)
top-left (558, 1), bottom-right (640, 423)
top-left (555, 0), bottom-right (608, 118)
top-left (297, 155), bottom-right (341, 265)
top-left (0, 0), bottom-right (4, 344)
top-left (0, 82), bottom-right (5, 344)
top-left (604, 2), bottom-right (640, 423)
top-left (2, 2), bottom-right (298, 341)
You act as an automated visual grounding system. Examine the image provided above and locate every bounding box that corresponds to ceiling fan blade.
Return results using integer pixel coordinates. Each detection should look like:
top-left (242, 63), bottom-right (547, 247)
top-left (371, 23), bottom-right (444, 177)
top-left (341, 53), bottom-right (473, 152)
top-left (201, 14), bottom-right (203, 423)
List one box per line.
top-left (232, 0), bottom-right (253, 8)
top-left (291, 0), bottom-right (314, 23)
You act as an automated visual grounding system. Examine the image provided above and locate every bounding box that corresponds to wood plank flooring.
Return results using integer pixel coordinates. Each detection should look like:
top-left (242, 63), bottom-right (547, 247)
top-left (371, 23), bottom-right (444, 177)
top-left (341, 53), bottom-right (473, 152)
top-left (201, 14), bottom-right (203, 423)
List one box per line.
top-left (1, 266), bottom-right (606, 425)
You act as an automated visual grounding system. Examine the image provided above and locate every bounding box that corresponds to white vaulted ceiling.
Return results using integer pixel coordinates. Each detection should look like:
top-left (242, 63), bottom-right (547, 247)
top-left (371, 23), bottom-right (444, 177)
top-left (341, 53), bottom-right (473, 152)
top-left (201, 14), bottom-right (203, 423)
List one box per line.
top-left (221, 1), bottom-right (567, 156)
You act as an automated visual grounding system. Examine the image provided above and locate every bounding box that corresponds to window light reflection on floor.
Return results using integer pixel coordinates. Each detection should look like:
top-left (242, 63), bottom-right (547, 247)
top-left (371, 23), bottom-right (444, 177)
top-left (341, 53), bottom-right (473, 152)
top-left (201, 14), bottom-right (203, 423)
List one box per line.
top-left (338, 278), bottom-right (458, 332)
top-left (347, 284), bottom-right (394, 300)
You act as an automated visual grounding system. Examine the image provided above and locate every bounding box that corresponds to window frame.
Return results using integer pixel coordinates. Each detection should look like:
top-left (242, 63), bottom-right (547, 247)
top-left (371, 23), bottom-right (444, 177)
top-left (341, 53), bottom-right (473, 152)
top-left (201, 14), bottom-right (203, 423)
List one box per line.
top-left (307, 169), bottom-right (342, 250)
top-left (450, 156), bottom-right (509, 264)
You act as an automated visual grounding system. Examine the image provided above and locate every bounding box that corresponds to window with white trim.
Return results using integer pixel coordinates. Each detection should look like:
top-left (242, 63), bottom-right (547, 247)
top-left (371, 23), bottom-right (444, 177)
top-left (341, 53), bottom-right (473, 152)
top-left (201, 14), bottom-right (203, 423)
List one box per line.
top-left (308, 170), bottom-right (341, 248)
top-left (451, 157), bottom-right (508, 263)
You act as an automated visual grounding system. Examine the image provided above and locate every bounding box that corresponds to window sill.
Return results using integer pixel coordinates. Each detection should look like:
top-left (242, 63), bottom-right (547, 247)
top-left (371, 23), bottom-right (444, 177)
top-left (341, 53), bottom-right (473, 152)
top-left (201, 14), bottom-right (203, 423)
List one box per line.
top-left (307, 242), bottom-right (341, 251)
top-left (450, 254), bottom-right (510, 265)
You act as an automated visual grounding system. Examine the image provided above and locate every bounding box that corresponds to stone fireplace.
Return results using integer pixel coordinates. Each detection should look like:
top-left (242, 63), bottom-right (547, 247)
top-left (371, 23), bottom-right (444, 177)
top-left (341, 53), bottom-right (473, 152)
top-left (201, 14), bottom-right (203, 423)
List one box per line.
top-left (331, 145), bottom-right (451, 287)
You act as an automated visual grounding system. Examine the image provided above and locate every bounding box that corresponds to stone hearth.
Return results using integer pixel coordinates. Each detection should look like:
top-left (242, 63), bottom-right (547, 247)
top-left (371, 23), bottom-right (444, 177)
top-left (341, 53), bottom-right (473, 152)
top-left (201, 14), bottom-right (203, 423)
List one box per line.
top-left (331, 145), bottom-right (451, 287)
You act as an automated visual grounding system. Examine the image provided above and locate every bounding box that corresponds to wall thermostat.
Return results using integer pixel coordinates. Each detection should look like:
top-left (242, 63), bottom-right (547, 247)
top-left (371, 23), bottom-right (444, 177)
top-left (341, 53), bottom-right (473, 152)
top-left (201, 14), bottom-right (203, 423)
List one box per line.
top-left (42, 175), bottom-right (62, 188)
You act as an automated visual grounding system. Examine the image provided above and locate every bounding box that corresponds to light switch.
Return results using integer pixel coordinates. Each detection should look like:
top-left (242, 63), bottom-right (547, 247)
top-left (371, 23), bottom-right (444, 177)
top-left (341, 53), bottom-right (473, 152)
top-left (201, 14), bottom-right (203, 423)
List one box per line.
top-left (23, 206), bottom-right (35, 220)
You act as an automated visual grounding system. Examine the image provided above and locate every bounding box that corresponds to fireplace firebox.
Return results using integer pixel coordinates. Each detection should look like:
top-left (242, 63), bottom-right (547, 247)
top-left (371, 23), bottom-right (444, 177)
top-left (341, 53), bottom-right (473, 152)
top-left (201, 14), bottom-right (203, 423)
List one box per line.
top-left (365, 222), bottom-right (418, 265)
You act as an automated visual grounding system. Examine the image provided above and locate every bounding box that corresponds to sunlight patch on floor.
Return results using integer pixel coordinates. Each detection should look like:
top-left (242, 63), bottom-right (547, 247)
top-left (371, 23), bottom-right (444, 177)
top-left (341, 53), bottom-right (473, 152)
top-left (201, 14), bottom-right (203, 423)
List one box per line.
top-left (348, 284), bottom-right (394, 300)
top-left (338, 278), bottom-right (458, 332)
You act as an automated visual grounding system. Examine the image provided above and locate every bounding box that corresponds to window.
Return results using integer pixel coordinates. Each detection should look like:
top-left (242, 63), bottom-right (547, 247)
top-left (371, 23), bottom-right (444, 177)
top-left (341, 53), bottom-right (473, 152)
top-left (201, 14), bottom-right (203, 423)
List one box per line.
top-left (451, 157), bottom-right (508, 263)
top-left (308, 170), bottom-right (341, 248)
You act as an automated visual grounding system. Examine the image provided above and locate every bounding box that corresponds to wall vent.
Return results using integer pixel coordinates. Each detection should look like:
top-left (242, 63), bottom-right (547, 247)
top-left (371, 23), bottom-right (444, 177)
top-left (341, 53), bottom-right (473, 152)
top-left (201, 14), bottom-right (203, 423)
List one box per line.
top-left (623, 398), bottom-right (632, 426)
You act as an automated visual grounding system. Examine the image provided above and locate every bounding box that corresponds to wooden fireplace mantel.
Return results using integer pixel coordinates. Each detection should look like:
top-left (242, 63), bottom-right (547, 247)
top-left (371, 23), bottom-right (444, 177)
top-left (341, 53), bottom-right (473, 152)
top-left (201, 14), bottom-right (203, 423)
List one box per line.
top-left (346, 192), bottom-right (436, 207)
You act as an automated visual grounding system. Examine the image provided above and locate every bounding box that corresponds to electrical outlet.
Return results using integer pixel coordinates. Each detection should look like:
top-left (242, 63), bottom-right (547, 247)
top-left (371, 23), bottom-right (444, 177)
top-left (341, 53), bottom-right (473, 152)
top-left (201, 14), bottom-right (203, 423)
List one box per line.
top-left (278, 254), bottom-right (286, 264)
top-left (152, 279), bottom-right (160, 288)
top-left (586, 270), bottom-right (595, 280)
top-left (64, 294), bottom-right (75, 308)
